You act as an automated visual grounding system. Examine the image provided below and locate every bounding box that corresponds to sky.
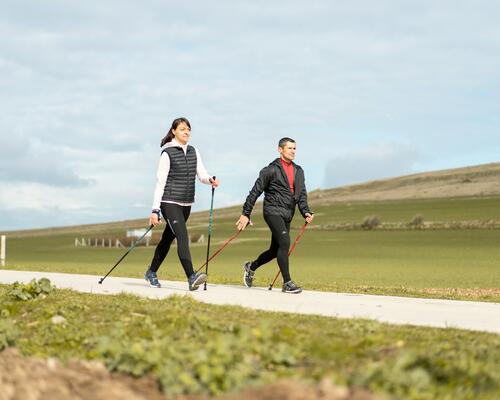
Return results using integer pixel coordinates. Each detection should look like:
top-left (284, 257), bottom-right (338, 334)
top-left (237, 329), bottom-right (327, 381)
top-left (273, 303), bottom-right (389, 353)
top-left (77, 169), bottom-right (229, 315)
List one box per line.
top-left (1, 0), bottom-right (499, 230)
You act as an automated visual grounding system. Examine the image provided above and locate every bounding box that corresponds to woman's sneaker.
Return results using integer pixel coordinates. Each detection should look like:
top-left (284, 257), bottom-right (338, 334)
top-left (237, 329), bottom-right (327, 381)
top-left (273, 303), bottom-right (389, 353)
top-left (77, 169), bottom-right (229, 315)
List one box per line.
top-left (144, 269), bottom-right (161, 288)
top-left (243, 261), bottom-right (255, 288)
top-left (188, 272), bottom-right (207, 291)
top-left (282, 280), bottom-right (302, 294)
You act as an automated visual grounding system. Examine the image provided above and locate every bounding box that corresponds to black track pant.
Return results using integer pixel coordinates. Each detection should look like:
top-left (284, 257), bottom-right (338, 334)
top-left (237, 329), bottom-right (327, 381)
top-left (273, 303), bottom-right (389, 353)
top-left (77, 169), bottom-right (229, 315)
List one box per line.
top-left (251, 214), bottom-right (292, 283)
top-left (149, 203), bottom-right (194, 278)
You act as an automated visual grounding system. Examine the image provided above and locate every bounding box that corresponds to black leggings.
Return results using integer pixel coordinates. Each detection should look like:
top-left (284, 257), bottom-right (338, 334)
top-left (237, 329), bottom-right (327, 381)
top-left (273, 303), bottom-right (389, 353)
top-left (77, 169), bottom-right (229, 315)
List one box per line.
top-left (149, 203), bottom-right (194, 278)
top-left (251, 214), bottom-right (292, 283)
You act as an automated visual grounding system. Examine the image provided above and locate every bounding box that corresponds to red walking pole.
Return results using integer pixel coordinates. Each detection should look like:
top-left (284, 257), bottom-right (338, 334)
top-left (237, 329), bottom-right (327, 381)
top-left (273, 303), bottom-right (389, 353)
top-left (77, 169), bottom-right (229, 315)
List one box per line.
top-left (268, 222), bottom-right (308, 290)
top-left (195, 229), bottom-right (243, 274)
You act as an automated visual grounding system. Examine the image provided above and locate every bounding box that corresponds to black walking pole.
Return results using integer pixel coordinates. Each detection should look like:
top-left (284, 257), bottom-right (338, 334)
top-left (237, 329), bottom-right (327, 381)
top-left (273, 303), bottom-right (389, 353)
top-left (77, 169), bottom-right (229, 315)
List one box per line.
top-left (98, 224), bottom-right (154, 284)
top-left (204, 177), bottom-right (216, 290)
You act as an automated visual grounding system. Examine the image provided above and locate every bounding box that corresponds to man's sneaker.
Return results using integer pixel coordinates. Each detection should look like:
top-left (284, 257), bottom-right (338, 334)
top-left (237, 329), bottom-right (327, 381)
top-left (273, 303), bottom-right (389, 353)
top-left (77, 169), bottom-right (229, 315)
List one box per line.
top-left (282, 280), bottom-right (302, 294)
top-left (243, 261), bottom-right (255, 288)
top-left (188, 272), bottom-right (207, 291)
top-left (144, 269), bottom-right (161, 288)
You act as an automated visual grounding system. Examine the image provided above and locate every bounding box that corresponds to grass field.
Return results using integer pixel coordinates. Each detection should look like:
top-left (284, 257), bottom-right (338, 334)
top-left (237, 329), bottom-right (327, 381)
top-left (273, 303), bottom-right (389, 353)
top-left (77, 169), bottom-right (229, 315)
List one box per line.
top-left (2, 197), bottom-right (500, 301)
top-left (1, 282), bottom-right (499, 399)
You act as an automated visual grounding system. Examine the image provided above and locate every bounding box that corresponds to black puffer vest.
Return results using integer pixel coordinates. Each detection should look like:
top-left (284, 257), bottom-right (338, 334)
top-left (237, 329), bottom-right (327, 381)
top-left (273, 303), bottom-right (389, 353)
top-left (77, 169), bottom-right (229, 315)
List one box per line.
top-left (161, 145), bottom-right (198, 203)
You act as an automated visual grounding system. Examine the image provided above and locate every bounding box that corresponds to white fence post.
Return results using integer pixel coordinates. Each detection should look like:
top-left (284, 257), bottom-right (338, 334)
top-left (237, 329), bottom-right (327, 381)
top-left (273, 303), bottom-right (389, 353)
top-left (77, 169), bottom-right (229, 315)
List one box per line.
top-left (1, 235), bottom-right (5, 267)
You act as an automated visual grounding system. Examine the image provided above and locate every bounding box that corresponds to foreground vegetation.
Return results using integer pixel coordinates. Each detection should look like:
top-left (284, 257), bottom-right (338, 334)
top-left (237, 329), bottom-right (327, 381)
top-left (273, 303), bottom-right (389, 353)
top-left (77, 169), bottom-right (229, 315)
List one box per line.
top-left (1, 280), bottom-right (499, 399)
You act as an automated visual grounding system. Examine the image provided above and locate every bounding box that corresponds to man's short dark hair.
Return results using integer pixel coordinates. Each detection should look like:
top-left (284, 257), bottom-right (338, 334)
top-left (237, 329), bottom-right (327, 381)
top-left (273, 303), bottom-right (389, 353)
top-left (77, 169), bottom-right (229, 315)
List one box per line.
top-left (279, 137), bottom-right (295, 148)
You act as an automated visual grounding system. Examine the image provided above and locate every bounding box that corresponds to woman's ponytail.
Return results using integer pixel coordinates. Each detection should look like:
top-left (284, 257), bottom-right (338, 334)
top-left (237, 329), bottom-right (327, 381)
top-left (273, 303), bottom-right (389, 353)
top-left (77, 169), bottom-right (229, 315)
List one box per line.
top-left (160, 131), bottom-right (175, 147)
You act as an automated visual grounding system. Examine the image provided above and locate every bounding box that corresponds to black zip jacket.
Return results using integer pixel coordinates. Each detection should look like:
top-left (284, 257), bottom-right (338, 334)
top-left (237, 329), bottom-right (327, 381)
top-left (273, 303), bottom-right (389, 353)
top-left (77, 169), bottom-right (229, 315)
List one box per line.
top-left (242, 158), bottom-right (312, 221)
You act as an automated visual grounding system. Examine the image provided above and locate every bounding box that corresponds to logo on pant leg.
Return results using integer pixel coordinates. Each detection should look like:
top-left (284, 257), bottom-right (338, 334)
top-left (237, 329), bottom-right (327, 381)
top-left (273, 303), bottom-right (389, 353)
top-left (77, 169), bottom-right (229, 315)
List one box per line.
top-left (281, 231), bottom-right (287, 234)
top-left (172, 220), bottom-right (178, 224)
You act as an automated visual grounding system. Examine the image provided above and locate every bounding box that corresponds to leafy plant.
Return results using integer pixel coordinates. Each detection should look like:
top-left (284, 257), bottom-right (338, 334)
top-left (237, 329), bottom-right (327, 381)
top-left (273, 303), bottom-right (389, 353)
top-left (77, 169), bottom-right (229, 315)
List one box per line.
top-left (0, 319), bottom-right (19, 350)
top-left (8, 278), bottom-right (53, 301)
top-left (94, 316), bottom-right (300, 396)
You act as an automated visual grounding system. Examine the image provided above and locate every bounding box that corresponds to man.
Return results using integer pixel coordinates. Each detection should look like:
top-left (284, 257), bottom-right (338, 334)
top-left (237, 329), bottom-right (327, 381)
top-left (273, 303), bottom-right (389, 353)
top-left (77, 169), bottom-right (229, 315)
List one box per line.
top-left (236, 137), bottom-right (314, 294)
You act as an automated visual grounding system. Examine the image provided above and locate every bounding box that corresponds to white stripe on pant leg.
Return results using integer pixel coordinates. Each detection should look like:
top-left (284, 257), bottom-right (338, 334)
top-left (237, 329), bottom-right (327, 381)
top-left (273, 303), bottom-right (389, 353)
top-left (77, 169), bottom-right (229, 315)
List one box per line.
top-left (166, 218), bottom-right (178, 246)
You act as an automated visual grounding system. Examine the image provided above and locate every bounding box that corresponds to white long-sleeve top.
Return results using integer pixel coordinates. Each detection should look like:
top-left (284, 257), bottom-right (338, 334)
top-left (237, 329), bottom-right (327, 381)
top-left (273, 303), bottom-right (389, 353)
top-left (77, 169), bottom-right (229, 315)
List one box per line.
top-left (152, 139), bottom-right (212, 209)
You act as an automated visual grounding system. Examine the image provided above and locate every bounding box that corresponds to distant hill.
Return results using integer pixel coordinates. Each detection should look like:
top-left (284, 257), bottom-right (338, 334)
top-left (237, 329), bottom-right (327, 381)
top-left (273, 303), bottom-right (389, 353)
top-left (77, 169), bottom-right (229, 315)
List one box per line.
top-left (308, 162), bottom-right (500, 204)
top-left (4, 162), bottom-right (500, 237)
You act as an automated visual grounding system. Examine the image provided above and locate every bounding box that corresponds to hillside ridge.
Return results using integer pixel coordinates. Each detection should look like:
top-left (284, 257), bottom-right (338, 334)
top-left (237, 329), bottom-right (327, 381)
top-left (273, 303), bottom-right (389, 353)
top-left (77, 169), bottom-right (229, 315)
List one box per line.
top-left (309, 161), bottom-right (500, 204)
top-left (3, 162), bottom-right (500, 237)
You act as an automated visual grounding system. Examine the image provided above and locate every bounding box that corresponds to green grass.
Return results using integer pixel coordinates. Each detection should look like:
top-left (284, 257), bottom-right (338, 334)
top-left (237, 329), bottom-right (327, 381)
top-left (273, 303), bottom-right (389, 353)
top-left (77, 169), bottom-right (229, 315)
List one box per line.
top-left (1, 283), bottom-right (499, 399)
top-left (3, 197), bottom-right (500, 301)
top-left (4, 228), bottom-right (500, 302)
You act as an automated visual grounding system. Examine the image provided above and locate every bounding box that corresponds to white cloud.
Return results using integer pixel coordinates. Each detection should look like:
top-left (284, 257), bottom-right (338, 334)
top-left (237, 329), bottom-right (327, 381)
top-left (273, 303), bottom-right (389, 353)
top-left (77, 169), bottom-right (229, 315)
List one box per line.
top-left (324, 142), bottom-right (422, 188)
top-left (0, 133), bottom-right (93, 187)
top-left (1, 0), bottom-right (499, 229)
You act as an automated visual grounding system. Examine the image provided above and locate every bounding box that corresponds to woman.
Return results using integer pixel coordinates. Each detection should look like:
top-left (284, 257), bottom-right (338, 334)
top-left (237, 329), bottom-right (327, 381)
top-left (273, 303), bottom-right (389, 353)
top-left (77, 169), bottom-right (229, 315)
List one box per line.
top-left (145, 117), bottom-right (219, 290)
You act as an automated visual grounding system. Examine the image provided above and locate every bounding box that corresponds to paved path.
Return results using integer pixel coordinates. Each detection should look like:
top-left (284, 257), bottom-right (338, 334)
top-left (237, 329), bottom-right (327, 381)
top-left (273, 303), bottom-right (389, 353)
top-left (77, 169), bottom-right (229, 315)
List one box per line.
top-left (1, 270), bottom-right (499, 334)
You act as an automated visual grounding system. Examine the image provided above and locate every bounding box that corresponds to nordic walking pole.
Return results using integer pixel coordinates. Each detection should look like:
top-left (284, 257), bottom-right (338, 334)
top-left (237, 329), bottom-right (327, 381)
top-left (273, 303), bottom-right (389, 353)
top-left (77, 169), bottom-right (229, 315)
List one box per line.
top-left (268, 222), bottom-right (309, 290)
top-left (195, 229), bottom-right (244, 274)
top-left (204, 176), bottom-right (216, 290)
top-left (98, 224), bottom-right (154, 284)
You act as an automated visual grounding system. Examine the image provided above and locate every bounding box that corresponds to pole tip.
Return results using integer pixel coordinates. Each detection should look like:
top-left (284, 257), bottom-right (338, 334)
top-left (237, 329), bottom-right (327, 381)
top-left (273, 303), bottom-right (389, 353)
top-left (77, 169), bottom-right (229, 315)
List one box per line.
top-left (98, 279), bottom-right (103, 284)
top-left (268, 285), bottom-right (272, 291)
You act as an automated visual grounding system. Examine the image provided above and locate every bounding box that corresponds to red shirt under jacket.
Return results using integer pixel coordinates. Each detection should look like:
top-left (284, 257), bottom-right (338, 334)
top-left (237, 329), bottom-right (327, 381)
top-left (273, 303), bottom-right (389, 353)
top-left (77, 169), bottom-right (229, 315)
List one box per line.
top-left (280, 158), bottom-right (295, 194)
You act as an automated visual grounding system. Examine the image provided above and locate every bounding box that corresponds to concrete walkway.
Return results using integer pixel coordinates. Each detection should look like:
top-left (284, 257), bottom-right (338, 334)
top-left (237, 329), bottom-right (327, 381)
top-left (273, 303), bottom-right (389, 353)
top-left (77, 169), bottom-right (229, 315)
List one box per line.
top-left (1, 270), bottom-right (499, 334)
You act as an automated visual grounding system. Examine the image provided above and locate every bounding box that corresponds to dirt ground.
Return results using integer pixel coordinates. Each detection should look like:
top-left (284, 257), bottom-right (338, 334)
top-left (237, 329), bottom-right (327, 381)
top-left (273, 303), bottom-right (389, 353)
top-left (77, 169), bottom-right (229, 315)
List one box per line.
top-left (0, 348), bottom-right (377, 400)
